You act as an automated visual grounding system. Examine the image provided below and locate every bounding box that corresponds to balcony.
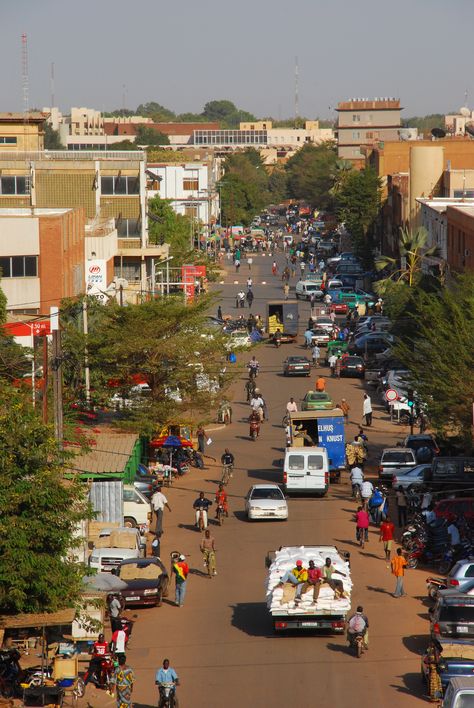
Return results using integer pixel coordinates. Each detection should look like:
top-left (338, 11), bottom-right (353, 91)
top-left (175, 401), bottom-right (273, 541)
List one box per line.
top-left (117, 238), bottom-right (169, 258)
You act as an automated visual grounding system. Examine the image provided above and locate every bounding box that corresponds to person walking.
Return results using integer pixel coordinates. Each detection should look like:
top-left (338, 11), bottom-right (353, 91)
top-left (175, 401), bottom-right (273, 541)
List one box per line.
top-left (363, 394), bottom-right (373, 426)
top-left (379, 516), bottom-right (395, 564)
top-left (111, 655), bottom-right (135, 708)
top-left (151, 485), bottom-right (172, 537)
top-left (246, 289), bottom-right (254, 308)
top-left (200, 529), bottom-right (217, 578)
top-left (328, 353), bottom-right (337, 377)
top-left (108, 594), bottom-right (123, 633)
top-left (396, 486), bottom-right (408, 528)
top-left (172, 554), bottom-right (189, 606)
top-left (217, 305), bottom-right (223, 320)
top-left (283, 282), bottom-right (290, 300)
top-left (196, 425), bottom-right (208, 454)
top-left (272, 260), bottom-right (278, 276)
top-left (391, 547), bottom-right (408, 598)
top-left (237, 290), bottom-right (246, 308)
top-left (355, 506), bottom-right (370, 547)
top-left (246, 276), bottom-right (253, 290)
top-left (312, 344), bottom-right (320, 368)
top-left (315, 375), bottom-right (326, 392)
top-left (339, 398), bottom-right (350, 422)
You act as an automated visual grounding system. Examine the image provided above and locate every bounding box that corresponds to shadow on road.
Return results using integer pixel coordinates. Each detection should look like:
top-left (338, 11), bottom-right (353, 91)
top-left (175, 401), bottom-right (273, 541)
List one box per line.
top-left (366, 585), bottom-right (392, 595)
top-left (231, 602), bottom-right (274, 637)
top-left (233, 510), bottom-right (248, 522)
top-left (177, 523), bottom-right (201, 532)
top-left (401, 633), bottom-right (428, 655)
top-left (247, 468), bottom-right (280, 482)
top-left (359, 551), bottom-right (383, 560)
top-left (390, 671), bottom-right (424, 697)
top-left (334, 538), bottom-right (360, 548)
top-left (189, 567), bottom-right (209, 579)
top-left (326, 641), bottom-right (350, 655)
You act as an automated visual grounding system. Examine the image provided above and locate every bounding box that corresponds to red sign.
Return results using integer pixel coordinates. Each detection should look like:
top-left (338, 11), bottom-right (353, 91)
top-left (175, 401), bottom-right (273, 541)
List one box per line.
top-left (4, 321), bottom-right (51, 337)
top-left (385, 388), bottom-right (399, 402)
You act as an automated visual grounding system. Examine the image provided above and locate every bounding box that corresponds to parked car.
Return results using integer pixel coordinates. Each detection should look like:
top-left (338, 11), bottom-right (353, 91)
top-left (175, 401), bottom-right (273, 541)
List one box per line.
top-left (431, 593), bottom-right (474, 641)
top-left (434, 498), bottom-right (474, 523)
top-left (295, 280), bottom-right (323, 300)
top-left (378, 447), bottom-right (418, 483)
top-left (283, 356), bottom-right (311, 377)
top-left (330, 300), bottom-right (349, 315)
top-left (442, 676), bottom-right (474, 707)
top-left (421, 642), bottom-right (474, 693)
top-left (392, 464), bottom-right (432, 491)
top-left (225, 330), bottom-right (251, 350)
top-left (403, 434), bottom-right (440, 460)
top-left (123, 485), bottom-right (152, 533)
top-left (335, 263), bottom-right (365, 276)
top-left (311, 328), bottom-right (331, 347)
top-left (245, 484), bottom-right (288, 521)
top-left (443, 560), bottom-right (474, 592)
top-left (115, 557), bottom-right (169, 607)
top-left (324, 340), bottom-right (349, 363)
top-left (301, 391), bottom-right (334, 411)
top-left (314, 317), bottom-right (336, 333)
top-left (326, 279), bottom-right (344, 291)
top-left (349, 333), bottom-right (394, 356)
top-left (339, 355), bottom-right (365, 378)
top-left (89, 527), bottom-right (146, 573)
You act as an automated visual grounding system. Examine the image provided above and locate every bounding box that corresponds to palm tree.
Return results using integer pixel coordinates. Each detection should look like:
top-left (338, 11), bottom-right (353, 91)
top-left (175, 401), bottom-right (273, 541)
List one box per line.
top-left (375, 226), bottom-right (440, 287)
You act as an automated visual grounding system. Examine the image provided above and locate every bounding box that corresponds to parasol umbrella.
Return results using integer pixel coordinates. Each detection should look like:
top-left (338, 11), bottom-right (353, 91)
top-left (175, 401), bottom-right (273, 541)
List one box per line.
top-left (150, 435), bottom-right (193, 468)
top-left (82, 573), bottom-right (128, 593)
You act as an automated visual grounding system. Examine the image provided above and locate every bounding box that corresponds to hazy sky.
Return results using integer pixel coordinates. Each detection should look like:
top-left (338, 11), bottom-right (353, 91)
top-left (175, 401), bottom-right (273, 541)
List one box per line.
top-left (2, 0), bottom-right (473, 120)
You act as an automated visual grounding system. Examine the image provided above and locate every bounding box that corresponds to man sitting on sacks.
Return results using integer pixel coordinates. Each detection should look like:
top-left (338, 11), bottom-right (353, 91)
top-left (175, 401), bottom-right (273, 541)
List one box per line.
top-left (275, 559), bottom-right (308, 602)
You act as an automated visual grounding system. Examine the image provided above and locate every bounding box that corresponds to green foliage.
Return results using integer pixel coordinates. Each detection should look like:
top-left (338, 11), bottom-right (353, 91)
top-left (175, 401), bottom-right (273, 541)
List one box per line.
top-left (267, 167), bottom-right (287, 203)
top-left (219, 150), bottom-right (269, 225)
top-left (44, 122), bottom-right (64, 149)
top-left (335, 167), bottom-right (382, 265)
top-left (375, 226), bottom-right (440, 287)
top-left (135, 102), bottom-right (176, 121)
top-left (0, 384), bottom-right (90, 613)
top-left (390, 275), bottom-right (474, 446)
top-left (202, 100), bottom-right (256, 128)
top-left (103, 109), bottom-right (135, 117)
top-left (109, 139), bottom-right (138, 151)
top-left (148, 195), bottom-right (195, 260)
top-left (134, 126), bottom-right (170, 146)
top-left (403, 114), bottom-right (445, 137)
top-left (61, 296), bottom-right (232, 436)
top-left (285, 142), bottom-right (338, 208)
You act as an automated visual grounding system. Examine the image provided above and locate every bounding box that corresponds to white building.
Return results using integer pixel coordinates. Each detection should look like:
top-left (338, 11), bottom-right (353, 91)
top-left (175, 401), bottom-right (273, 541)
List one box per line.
top-left (417, 197), bottom-right (474, 261)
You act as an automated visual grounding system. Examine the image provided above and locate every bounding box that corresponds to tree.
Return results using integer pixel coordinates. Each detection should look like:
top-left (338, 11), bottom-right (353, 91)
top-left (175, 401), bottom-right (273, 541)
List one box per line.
top-left (267, 166), bottom-right (287, 203)
top-left (148, 195), bottom-right (195, 259)
top-left (391, 274), bottom-right (474, 447)
top-left (403, 114), bottom-right (445, 137)
top-left (135, 102), bottom-right (176, 121)
top-left (134, 126), bottom-right (170, 146)
top-left (0, 384), bottom-right (90, 613)
top-left (375, 226), bottom-right (439, 287)
top-left (109, 139), bottom-right (138, 150)
top-left (44, 122), bottom-right (64, 149)
top-left (202, 100), bottom-right (256, 128)
top-left (218, 150), bottom-right (269, 226)
top-left (285, 143), bottom-right (338, 208)
top-left (336, 167), bottom-right (382, 265)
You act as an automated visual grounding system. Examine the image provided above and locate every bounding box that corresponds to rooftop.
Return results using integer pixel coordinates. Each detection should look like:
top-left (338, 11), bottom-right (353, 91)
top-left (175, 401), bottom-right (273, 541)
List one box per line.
top-left (0, 111), bottom-right (49, 124)
top-left (0, 149), bottom-right (145, 161)
top-left (417, 198), bottom-right (474, 214)
top-left (337, 99), bottom-right (401, 111)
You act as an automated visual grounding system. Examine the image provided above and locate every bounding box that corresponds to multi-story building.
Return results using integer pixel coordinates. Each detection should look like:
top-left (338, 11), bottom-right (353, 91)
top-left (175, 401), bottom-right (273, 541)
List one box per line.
top-left (417, 198), bottom-right (474, 263)
top-left (445, 108), bottom-right (474, 136)
top-left (0, 149), bottom-right (168, 294)
top-left (446, 205), bottom-right (474, 272)
top-left (0, 113), bottom-right (47, 152)
top-left (336, 98), bottom-right (402, 162)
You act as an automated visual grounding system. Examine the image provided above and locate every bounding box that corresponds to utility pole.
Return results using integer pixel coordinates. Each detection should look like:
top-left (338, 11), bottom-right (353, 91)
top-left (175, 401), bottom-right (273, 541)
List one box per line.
top-left (42, 334), bottom-right (48, 423)
top-left (83, 297), bottom-right (91, 406)
top-left (50, 307), bottom-right (63, 446)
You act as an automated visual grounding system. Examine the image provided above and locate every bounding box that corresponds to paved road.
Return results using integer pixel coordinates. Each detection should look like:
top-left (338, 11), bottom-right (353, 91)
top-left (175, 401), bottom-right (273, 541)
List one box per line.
top-left (86, 253), bottom-right (430, 708)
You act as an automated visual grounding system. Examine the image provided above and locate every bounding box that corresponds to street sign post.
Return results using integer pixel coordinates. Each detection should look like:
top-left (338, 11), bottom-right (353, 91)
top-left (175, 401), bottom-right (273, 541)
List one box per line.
top-left (385, 389), bottom-right (398, 403)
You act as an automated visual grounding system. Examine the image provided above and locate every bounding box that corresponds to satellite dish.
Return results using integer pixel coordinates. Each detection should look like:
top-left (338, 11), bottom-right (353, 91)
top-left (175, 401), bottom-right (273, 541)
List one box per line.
top-left (465, 122), bottom-right (474, 138)
top-left (114, 277), bottom-right (129, 289)
top-left (431, 127), bottom-right (446, 139)
top-left (460, 106), bottom-right (471, 117)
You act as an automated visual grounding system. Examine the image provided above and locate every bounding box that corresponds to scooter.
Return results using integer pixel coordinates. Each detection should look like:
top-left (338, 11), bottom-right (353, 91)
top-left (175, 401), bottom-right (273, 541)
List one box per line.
top-left (348, 632), bottom-right (365, 659)
top-left (426, 576), bottom-right (447, 600)
top-left (158, 681), bottom-right (177, 708)
top-left (83, 654), bottom-right (115, 691)
top-left (249, 419), bottom-right (260, 440)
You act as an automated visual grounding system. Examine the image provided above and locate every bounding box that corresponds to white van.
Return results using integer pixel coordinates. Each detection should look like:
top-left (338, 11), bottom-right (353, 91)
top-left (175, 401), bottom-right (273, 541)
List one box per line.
top-left (295, 280), bottom-right (323, 301)
top-left (123, 485), bottom-right (152, 534)
top-left (283, 447), bottom-right (329, 496)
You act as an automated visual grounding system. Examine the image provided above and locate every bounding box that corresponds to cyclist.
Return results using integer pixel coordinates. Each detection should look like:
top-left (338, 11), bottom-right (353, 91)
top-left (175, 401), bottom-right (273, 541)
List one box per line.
top-left (248, 356), bottom-right (259, 378)
top-left (220, 448), bottom-right (235, 483)
top-left (221, 448), bottom-right (235, 468)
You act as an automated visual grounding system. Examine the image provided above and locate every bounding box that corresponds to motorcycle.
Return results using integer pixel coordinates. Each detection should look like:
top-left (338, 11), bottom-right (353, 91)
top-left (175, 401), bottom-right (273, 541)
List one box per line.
top-left (426, 576), bottom-right (447, 601)
top-left (188, 450), bottom-right (204, 469)
top-left (352, 483), bottom-right (361, 502)
top-left (249, 419), bottom-right (260, 440)
top-left (83, 654), bottom-right (115, 690)
top-left (158, 681), bottom-right (177, 708)
top-left (407, 543), bottom-right (452, 573)
top-left (216, 501), bottom-right (226, 526)
top-left (348, 632), bottom-right (365, 659)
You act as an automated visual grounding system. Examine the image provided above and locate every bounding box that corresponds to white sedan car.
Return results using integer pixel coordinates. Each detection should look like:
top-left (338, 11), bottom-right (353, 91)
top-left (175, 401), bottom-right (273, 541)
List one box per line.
top-left (245, 484), bottom-right (288, 521)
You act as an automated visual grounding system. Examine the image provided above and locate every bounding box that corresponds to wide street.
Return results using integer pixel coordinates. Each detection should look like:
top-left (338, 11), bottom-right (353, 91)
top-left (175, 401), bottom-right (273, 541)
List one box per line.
top-left (89, 253), bottom-right (430, 708)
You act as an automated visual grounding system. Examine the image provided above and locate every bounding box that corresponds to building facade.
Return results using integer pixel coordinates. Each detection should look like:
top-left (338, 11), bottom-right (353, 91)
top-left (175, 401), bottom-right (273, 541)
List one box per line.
top-left (0, 113), bottom-right (47, 152)
top-left (336, 99), bottom-right (402, 161)
top-left (446, 205), bottom-right (474, 272)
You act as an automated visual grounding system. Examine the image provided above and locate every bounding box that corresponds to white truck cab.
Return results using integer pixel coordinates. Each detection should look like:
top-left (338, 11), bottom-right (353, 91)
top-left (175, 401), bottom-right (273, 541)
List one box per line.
top-left (89, 527), bottom-right (146, 573)
top-left (123, 485), bottom-right (152, 534)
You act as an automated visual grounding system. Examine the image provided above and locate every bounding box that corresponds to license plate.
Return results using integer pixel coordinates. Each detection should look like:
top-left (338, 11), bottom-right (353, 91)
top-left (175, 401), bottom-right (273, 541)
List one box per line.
top-left (457, 626), bottom-right (469, 633)
top-left (267, 512), bottom-right (276, 516)
top-left (125, 597), bottom-right (136, 602)
top-left (294, 366), bottom-right (303, 370)
top-left (301, 622), bottom-right (319, 627)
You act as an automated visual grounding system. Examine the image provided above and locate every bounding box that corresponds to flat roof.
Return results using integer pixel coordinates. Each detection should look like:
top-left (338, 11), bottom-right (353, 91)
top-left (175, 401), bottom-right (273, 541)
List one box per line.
top-left (0, 208), bottom-right (72, 216)
top-left (0, 111), bottom-right (48, 124)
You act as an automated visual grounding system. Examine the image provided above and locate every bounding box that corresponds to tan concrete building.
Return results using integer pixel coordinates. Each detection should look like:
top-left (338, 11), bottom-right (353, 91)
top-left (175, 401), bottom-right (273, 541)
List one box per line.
top-left (447, 205), bottom-right (474, 272)
top-left (0, 113), bottom-right (47, 152)
top-left (336, 99), bottom-right (402, 162)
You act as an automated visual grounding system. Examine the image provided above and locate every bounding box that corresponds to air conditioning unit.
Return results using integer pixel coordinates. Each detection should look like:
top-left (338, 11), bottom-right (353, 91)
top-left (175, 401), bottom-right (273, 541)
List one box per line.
top-left (465, 249), bottom-right (471, 257)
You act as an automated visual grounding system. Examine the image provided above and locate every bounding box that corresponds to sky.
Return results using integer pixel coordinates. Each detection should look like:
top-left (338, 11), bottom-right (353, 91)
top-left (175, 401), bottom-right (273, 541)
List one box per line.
top-left (2, 0), bottom-right (473, 120)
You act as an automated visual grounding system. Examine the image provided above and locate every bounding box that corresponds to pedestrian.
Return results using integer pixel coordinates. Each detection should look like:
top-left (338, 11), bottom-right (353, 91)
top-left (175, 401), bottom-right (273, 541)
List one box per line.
top-left (315, 375), bottom-right (326, 392)
top-left (110, 625), bottom-right (127, 664)
top-left (396, 486), bottom-right (408, 527)
top-left (330, 310), bottom-right (336, 324)
top-left (335, 355), bottom-right (342, 378)
top-left (309, 291), bottom-right (316, 308)
top-left (363, 394), bottom-right (373, 426)
top-left (328, 353), bottom-right (337, 377)
top-left (247, 277), bottom-right (253, 290)
top-left (312, 344), bottom-right (320, 367)
top-left (391, 547), bottom-right (408, 597)
top-left (246, 289), bottom-right (254, 308)
top-left (151, 484), bottom-right (172, 537)
top-left (217, 305), bottom-right (223, 320)
top-left (196, 424), bottom-right (208, 454)
top-left (355, 506), bottom-right (370, 546)
top-left (200, 529), bottom-right (217, 578)
top-left (247, 257), bottom-right (253, 271)
top-left (236, 290), bottom-right (245, 308)
top-left (111, 655), bottom-right (135, 708)
top-left (339, 398), bottom-right (350, 421)
top-left (283, 282), bottom-right (290, 300)
top-left (272, 260), bottom-right (278, 276)
top-left (379, 516), bottom-right (395, 563)
top-left (234, 258), bottom-right (240, 273)
top-left (172, 554), bottom-right (189, 607)
top-left (361, 479), bottom-right (374, 511)
top-left (108, 593), bottom-right (122, 633)
top-left (300, 261), bottom-right (305, 276)
top-left (424, 642), bottom-right (443, 703)
top-left (304, 328), bottom-right (313, 349)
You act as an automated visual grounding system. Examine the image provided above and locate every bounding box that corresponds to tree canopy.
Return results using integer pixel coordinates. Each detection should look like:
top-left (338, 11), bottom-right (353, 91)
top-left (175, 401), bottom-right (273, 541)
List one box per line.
top-left (285, 143), bottom-right (338, 209)
top-left (218, 150), bottom-right (269, 225)
top-left (335, 167), bottom-right (382, 265)
top-left (0, 384), bottom-right (90, 613)
top-left (134, 126), bottom-right (170, 146)
top-left (148, 195), bottom-right (195, 259)
top-left (44, 122), bottom-right (64, 149)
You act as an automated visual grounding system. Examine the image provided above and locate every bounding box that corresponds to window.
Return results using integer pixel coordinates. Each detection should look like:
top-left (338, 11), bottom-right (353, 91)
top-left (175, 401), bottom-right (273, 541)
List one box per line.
top-left (352, 114), bottom-right (361, 122)
top-left (454, 190), bottom-right (474, 198)
top-left (0, 256), bottom-right (37, 278)
top-left (116, 218), bottom-right (140, 237)
top-left (366, 132), bottom-right (373, 139)
top-left (0, 176), bottom-right (29, 195)
top-left (182, 170), bottom-right (199, 191)
top-left (288, 455), bottom-right (305, 471)
top-left (308, 455), bottom-right (324, 470)
top-left (352, 131), bottom-right (360, 140)
top-left (184, 204), bottom-right (199, 219)
top-left (0, 137), bottom-right (17, 144)
top-left (101, 175), bottom-right (139, 195)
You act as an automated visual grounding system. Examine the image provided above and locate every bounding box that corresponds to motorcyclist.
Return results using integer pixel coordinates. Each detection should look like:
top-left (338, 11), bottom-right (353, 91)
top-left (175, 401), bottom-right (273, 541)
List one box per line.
top-left (249, 409), bottom-right (260, 438)
top-left (347, 605), bottom-right (369, 650)
top-left (215, 483), bottom-right (229, 518)
top-left (250, 392), bottom-right (265, 422)
top-left (350, 465), bottom-right (364, 497)
top-left (248, 356), bottom-right (259, 378)
top-left (274, 327), bottom-right (282, 346)
top-left (193, 492), bottom-right (213, 529)
top-left (84, 633), bottom-right (109, 686)
top-left (155, 658), bottom-right (179, 704)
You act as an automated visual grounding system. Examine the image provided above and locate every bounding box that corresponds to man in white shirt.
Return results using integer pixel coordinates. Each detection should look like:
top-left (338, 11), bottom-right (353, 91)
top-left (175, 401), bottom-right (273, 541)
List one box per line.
top-left (361, 480), bottom-right (374, 510)
top-left (350, 466), bottom-right (364, 496)
top-left (286, 397), bottom-right (298, 414)
top-left (151, 485), bottom-right (172, 536)
top-left (312, 345), bottom-right (321, 367)
top-left (250, 394), bottom-right (265, 421)
top-left (448, 522), bottom-right (461, 548)
top-left (328, 353), bottom-right (338, 377)
top-left (363, 394), bottom-right (373, 426)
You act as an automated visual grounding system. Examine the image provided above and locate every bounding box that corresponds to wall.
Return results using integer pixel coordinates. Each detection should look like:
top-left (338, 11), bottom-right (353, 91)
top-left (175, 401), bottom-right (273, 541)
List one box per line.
top-left (0, 216), bottom-right (40, 311)
top-left (447, 206), bottom-right (474, 272)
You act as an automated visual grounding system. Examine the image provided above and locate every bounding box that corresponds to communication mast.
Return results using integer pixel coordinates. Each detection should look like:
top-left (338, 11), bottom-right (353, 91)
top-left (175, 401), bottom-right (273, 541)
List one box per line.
top-left (21, 33), bottom-right (29, 118)
top-left (294, 56), bottom-right (299, 127)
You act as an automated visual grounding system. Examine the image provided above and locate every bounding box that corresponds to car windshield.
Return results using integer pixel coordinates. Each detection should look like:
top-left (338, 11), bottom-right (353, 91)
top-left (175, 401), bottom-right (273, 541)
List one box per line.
top-left (307, 393), bottom-right (328, 401)
top-left (408, 438), bottom-right (436, 450)
top-left (439, 605), bottom-right (474, 622)
top-left (289, 357), bottom-right (307, 363)
top-left (251, 488), bottom-right (284, 500)
top-left (345, 357), bottom-right (362, 365)
top-left (383, 452), bottom-right (415, 463)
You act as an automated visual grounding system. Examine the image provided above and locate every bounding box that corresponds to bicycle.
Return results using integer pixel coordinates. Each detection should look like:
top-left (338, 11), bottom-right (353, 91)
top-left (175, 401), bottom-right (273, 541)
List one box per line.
top-left (221, 463), bottom-right (233, 485)
top-left (281, 413), bottom-right (289, 427)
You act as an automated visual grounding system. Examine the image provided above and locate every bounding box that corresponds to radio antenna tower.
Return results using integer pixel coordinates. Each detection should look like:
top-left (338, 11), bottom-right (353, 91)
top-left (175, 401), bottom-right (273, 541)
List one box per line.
top-left (50, 62), bottom-right (55, 107)
top-left (21, 33), bottom-right (29, 117)
top-left (294, 56), bottom-right (299, 127)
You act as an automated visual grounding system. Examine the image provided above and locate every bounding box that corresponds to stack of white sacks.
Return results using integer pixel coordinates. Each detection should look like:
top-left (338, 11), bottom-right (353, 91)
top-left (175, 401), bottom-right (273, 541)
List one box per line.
top-left (266, 546), bottom-right (352, 614)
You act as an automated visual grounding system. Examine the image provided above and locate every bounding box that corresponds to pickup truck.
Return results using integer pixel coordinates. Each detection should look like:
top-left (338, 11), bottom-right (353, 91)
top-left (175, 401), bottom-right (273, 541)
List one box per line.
top-left (265, 546), bottom-right (351, 632)
top-left (89, 527), bottom-right (146, 573)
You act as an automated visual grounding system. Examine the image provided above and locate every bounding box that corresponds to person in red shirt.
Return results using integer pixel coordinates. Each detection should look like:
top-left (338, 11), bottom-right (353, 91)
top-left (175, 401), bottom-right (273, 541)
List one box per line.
top-left (296, 559), bottom-right (323, 605)
top-left (379, 516), bottom-right (395, 563)
top-left (85, 633), bottom-right (109, 685)
top-left (214, 484), bottom-right (228, 517)
top-left (355, 506), bottom-right (370, 548)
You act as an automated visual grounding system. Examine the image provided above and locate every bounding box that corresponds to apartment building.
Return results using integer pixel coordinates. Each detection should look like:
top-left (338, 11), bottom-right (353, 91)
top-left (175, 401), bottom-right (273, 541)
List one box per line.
top-left (336, 98), bottom-right (402, 162)
top-left (0, 149), bottom-right (168, 294)
top-left (0, 113), bottom-right (47, 152)
top-left (417, 198), bottom-right (474, 262)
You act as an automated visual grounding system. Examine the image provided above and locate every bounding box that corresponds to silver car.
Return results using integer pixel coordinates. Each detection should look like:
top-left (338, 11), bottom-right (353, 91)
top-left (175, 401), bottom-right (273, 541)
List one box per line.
top-left (378, 447), bottom-right (417, 483)
top-left (245, 484), bottom-right (288, 521)
top-left (392, 464), bottom-right (431, 491)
